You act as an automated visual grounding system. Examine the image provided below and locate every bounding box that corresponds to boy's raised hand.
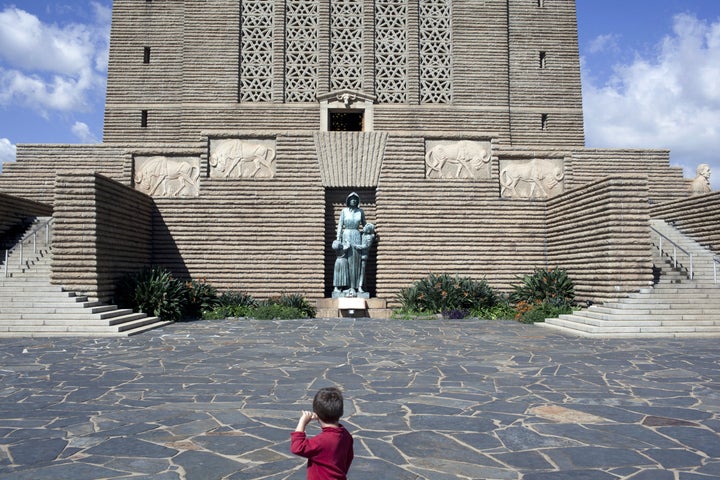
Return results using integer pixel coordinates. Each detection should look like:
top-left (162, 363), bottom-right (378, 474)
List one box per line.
top-left (295, 410), bottom-right (317, 432)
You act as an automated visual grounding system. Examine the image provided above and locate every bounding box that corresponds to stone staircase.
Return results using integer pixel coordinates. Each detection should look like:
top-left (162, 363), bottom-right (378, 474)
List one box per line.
top-left (539, 219), bottom-right (720, 338)
top-left (0, 218), bottom-right (172, 337)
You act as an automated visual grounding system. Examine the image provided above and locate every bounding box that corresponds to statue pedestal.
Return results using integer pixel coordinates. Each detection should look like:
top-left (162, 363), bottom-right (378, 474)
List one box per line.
top-left (316, 298), bottom-right (392, 318)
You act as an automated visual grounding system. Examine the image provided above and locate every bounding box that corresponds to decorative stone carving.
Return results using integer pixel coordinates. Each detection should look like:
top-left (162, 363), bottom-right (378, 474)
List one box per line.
top-left (425, 140), bottom-right (492, 179)
top-left (134, 156), bottom-right (200, 197)
top-left (499, 158), bottom-right (565, 199)
top-left (285, 0), bottom-right (319, 102)
top-left (209, 139), bottom-right (276, 178)
top-left (239, 0), bottom-right (274, 102)
top-left (375, 0), bottom-right (408, 103)
top-left (330, 0), bottom-right (364, 92)
top-left (689, 163), bottom-right (712, 195)
top-left (419, 0), bottom-right (452, 103)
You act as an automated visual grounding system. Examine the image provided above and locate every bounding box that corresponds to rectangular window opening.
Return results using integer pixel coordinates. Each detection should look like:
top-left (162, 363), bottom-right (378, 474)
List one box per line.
top-left (143, 47), bottom-right (151, 64)
top-left (539, 51), bottom-right (547, 69)
top-left (537, 0), bottom-right (544, 7)
top-left (541, 113), bottom-right (548, 131)
top-left (141, 110), bottom-right (148, 128)
top-left (329, 110), bottom-right (364, 131)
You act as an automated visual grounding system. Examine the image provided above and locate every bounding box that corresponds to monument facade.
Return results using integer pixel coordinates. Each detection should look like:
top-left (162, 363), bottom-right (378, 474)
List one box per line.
top-left (0, 1), bottom-right (702, 306)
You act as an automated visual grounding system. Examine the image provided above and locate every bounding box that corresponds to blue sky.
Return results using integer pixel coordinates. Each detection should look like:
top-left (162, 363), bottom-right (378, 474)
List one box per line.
top-left (1, 0), bottom-right (720, 189)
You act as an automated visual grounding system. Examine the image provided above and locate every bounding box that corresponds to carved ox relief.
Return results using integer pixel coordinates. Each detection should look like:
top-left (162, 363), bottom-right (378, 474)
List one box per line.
top-left (499, 158), bottom-right (565, 199)
top-left (209, 138), bottom-right (276, 179)
top-left (425, 140), bottom-right (492, 180)
top-left (134, 156), bottom-right (200, 197)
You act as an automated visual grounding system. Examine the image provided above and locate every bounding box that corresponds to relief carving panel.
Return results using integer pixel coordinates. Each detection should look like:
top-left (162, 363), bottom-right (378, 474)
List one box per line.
top-left (209, 138), bottom-right (276, 179)
top-left (499, 158), bottom-right (565, 199)
top-left (134, 156), bottom-right (200, 197)
top-left (425, 140), bottom-right (492, 179)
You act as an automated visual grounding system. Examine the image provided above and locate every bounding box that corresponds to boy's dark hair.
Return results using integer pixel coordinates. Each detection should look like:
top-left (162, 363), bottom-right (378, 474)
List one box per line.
top-left (313, 387), bottom-right (344, 423)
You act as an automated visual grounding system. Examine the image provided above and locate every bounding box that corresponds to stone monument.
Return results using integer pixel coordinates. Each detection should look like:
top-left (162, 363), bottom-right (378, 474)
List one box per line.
top-left (332, 193), bottom-right (376, 299)
top-left (0, 1), bottom-right (699, 309)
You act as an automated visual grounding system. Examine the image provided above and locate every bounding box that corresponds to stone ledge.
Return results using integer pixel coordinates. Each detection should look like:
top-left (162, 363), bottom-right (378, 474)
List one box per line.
top-left (316, 298), bottom-right (390, 318)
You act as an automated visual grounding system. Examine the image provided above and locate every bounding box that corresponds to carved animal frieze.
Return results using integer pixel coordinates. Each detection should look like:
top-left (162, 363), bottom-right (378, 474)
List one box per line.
top-left (499, 158), bottom-right (565, 199)
top-left (134, 156), bottom-right (200, 197)
top-left (425, 140), bottom-right (492, 179)
top-left (209, 138), bottom-right (276, 179)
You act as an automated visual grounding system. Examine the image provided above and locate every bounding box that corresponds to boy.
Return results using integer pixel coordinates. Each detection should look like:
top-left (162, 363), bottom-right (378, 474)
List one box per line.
top-left (291, 387), bottom-right (354, 480)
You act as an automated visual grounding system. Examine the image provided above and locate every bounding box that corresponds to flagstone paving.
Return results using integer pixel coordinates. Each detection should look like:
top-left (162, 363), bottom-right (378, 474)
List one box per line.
top-left (0, 318), bottom-right (719, 479)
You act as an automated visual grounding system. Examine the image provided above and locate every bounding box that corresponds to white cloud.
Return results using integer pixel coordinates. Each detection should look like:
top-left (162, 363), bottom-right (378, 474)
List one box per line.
top-left (0, 6), bottom-right (109, 115)
top-left (0, 138), bottom-right (17, 171)
top-left (588, 33), bottom-right (620, 54)
top-left (71, 121), bottom-right (99, 143)
top-left (583, 13), bottom-right (720, 190)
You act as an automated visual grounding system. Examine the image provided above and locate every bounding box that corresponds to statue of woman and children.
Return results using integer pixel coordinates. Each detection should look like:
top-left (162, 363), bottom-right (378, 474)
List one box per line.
top-left (332, 192), bottom-right (375, 298)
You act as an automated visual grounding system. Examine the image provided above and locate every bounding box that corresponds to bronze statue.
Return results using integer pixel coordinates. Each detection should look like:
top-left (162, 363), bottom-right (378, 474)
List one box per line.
top-left (334, 192), bottom-right (366, 297)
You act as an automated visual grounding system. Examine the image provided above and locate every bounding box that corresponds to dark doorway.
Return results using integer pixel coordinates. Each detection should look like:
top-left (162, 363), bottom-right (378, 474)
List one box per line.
top-left (329, 110), bottom-right (364, 131)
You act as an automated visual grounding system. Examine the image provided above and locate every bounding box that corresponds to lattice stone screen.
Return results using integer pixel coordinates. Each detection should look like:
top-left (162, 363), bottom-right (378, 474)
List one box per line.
top-left (374, 0), bottom-right (408, 103)
top-left (330, 0), bottom-right (364, 92)
top-left (419, 0), bottom-right (453, 103)
top-left (285, 0), bottom-right (320, 102)
top-left (240, 0), bottom-right (274, 102)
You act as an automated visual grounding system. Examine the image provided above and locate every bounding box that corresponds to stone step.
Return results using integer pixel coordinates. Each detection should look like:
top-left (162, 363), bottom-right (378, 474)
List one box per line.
top-left (0, 312), bottom-right (153, 327)
top-left (586, 307), bottom-right (720, 318)
top-left (0, 319), bottom-right (173, 337)
top-left (0, 294), bottom-right (92, 303)
top-left (0, 304), bottom-right (126, 315)
top-left (557, 312), bottom-right (720, 326)
top-left (0, 308), bottom-right (137, 322)
top-left (540, 321), bottom-right (720, 339)
top-left (315, 297), bottom-right (391, 318)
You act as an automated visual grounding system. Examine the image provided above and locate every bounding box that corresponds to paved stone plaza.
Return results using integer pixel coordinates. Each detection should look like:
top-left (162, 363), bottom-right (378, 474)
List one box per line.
top-left (0, 319), bottom-right (719, 479)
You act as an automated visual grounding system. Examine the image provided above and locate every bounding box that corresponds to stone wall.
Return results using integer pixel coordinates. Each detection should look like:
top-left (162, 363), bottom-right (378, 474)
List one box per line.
top-left (546, 177), bottom-right (653, 303)
top-left (507, 0), bottom-right (584, 147)
top-left (569, 149), bottom-right (687, 204)
top-left (0, 145), bottom-right (130, 205)
top-left (0, 193), bottom-right (53, 238)
top-left (376, 134), bottom-right (548, 305)
top-left (53, 173), bottom-right (153, 302)
top-left (651, 191), bottom-right (720, 253)
top-left (150, 133), bottom-right (326, 300)
top-left (103, 0), bottom-right (584, 148)
top-left (1, 135), bottom-right (692, 307)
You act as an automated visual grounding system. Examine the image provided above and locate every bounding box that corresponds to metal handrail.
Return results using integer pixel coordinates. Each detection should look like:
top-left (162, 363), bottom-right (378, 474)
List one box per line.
top-left (651, 227), bottom-right (693, 279)
top-left (650, 225), bottom-right (719, 284)
top-left (2, 217), bottom-right (54, 277)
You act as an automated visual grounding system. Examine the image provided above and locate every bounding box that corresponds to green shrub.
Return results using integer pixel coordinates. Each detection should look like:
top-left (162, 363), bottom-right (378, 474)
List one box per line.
top-left (202, 305), bottom-right (253, 320)
top-left (115, 266), bottom-right (187, 322)
top-left (397, 273), bottom-right (499, 315)
top-left (472, 302), bottom-right (517, 320)
top-left (251, 303), bottom-right (304, 320)
top-left (202, 292), bottom-right (314, 320)
top-left (510, 267), bottom-right (575, 308)
top-left (217, 291), bottom-right (258, 308)
top-left (184, 279), bottom-right (219, 320)
top-left (275, 293), bottom-right (316, 318)
top-left (516, 300), bottom-right (573, 324)
top-left (391, 309), bottom-right (440, 320)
